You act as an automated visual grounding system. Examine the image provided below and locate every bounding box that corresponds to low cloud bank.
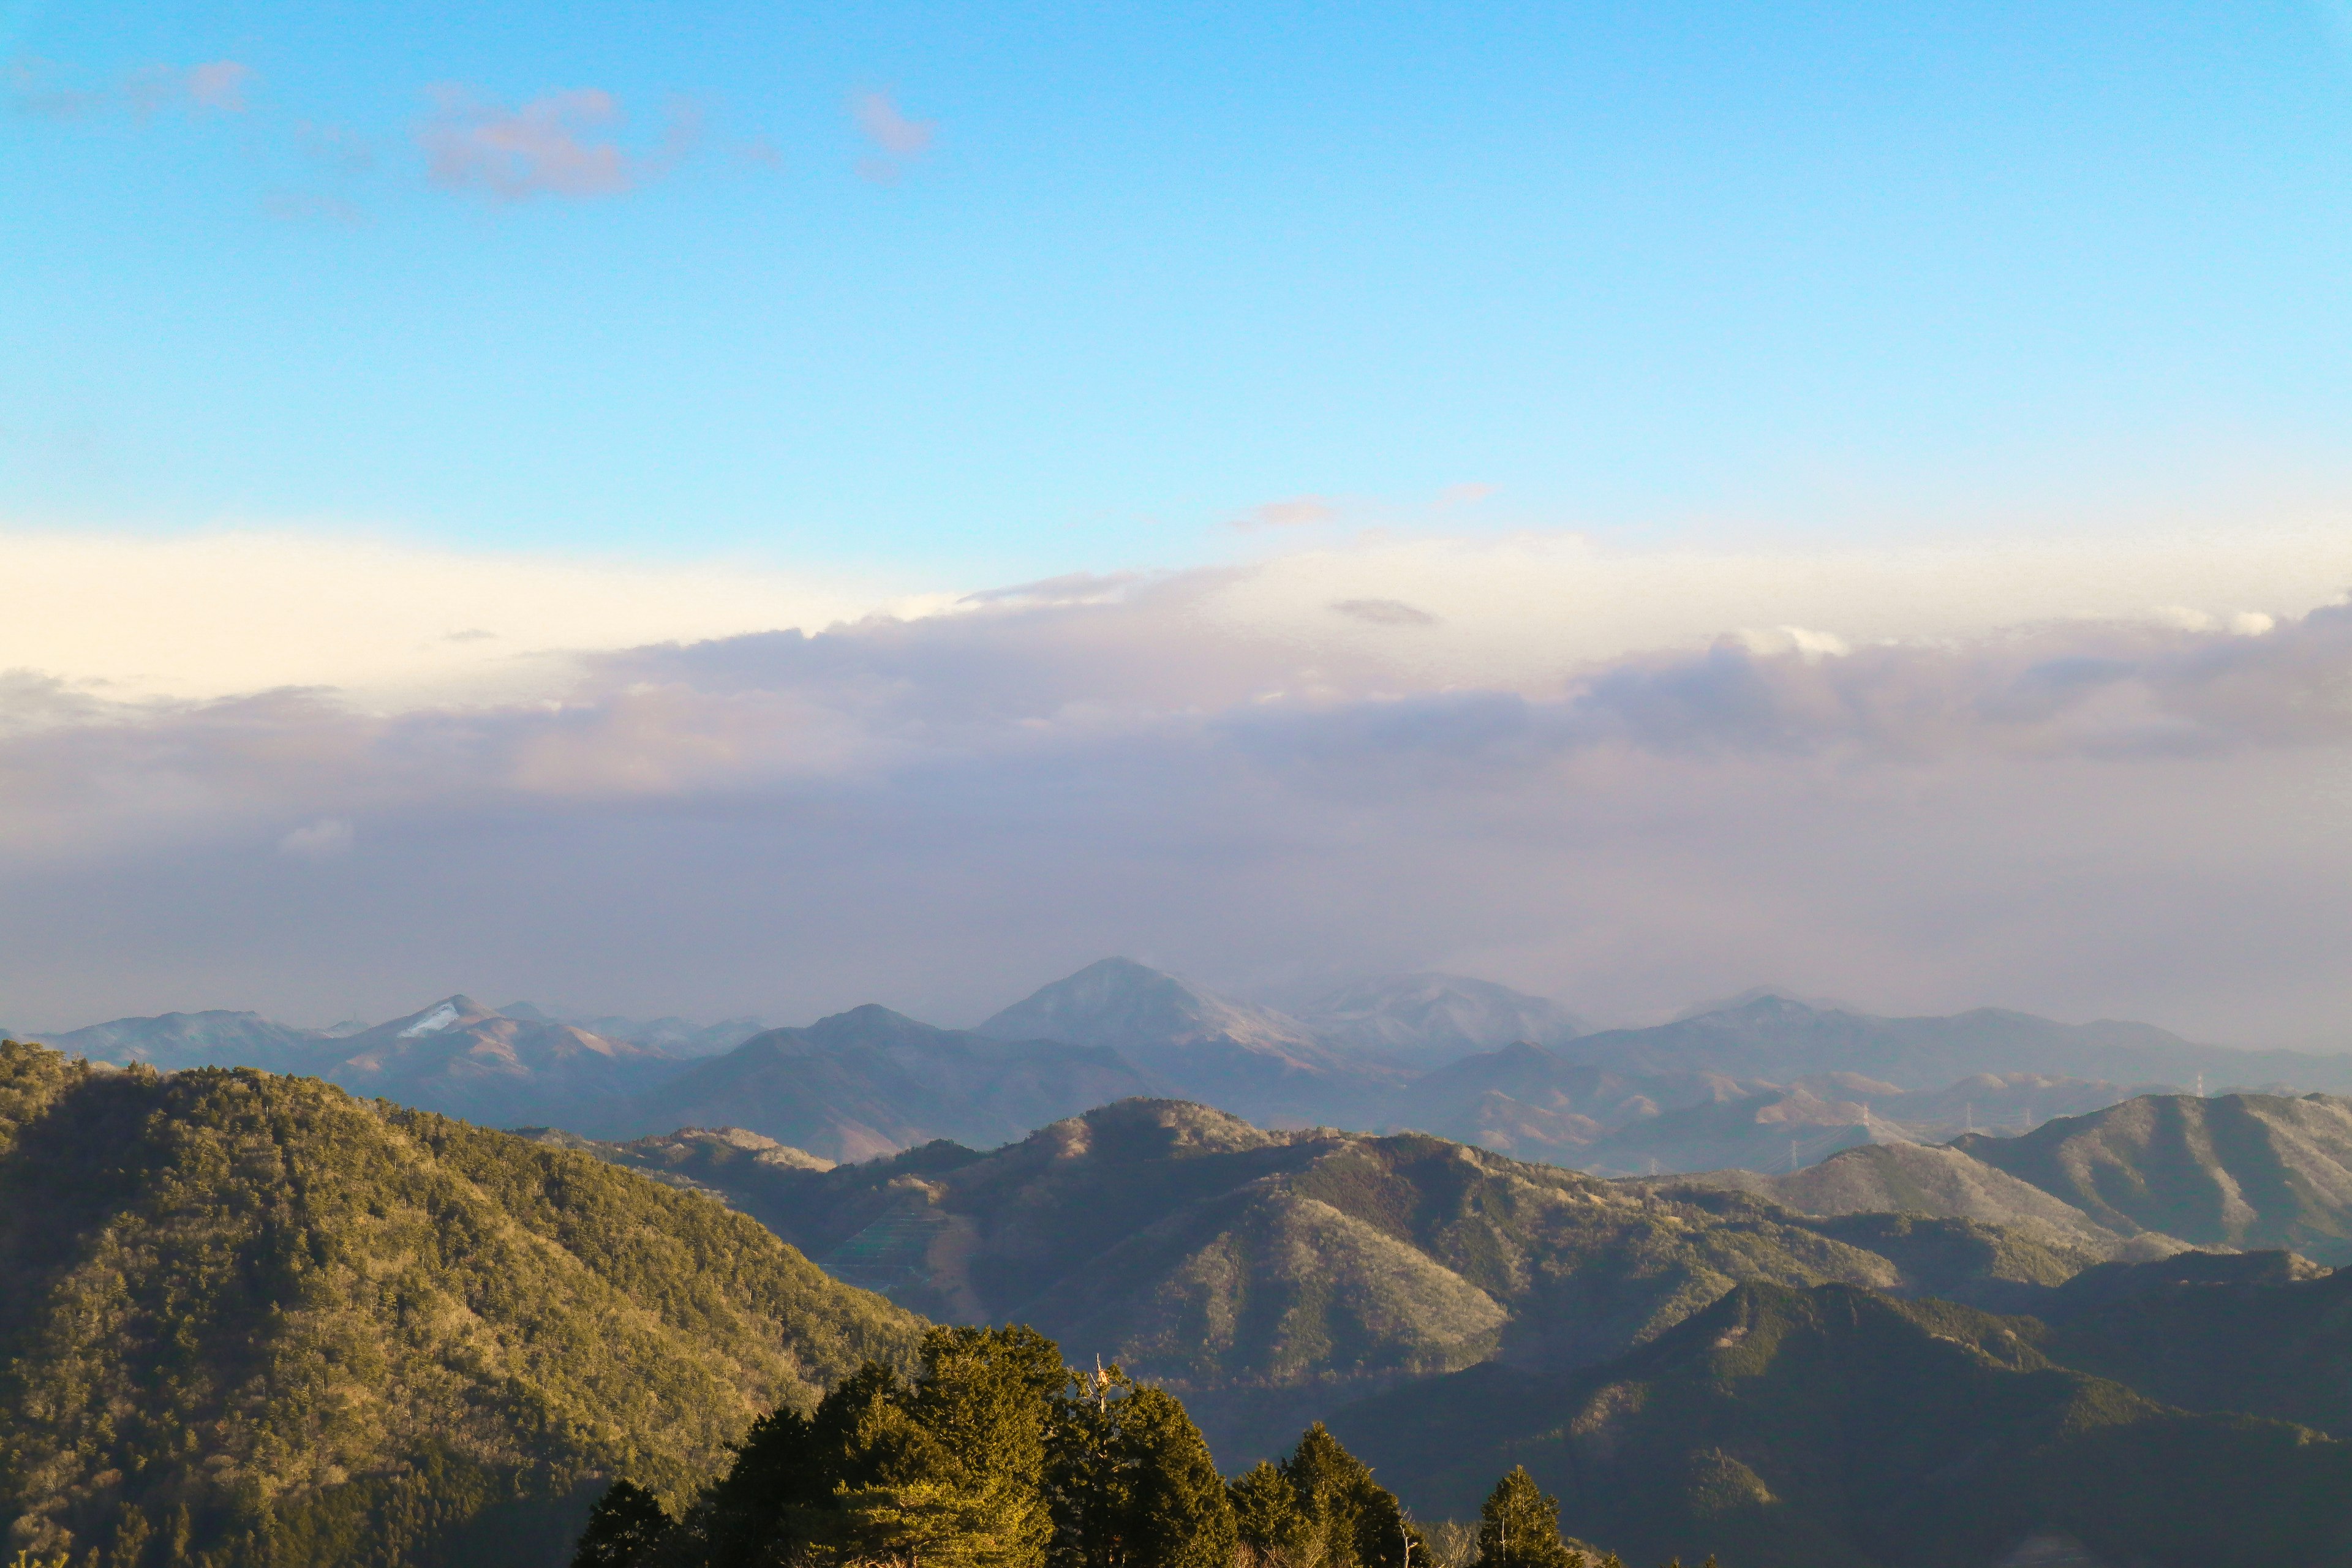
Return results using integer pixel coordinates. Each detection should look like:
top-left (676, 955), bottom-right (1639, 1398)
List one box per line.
top-left (1, 529), bottom-right (2348, 1045)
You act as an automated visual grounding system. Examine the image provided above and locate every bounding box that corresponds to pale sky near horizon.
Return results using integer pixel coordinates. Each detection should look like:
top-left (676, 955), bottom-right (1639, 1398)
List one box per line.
top-left (8, 2), bottom-right (2352, 1045)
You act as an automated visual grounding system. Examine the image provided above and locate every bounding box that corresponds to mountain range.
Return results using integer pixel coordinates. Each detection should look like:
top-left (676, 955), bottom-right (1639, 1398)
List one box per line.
top-left (31, 963), bottom-right (2352, 1178)
top-left (13, 1030), bottom-right (2352, 1566)
top-left (595, 1003), bottom-right (1163, 1161)
top-left (549, 1095), bottom-right (2106, 1461)
top-left (1676, 1089), bottom-right (2352, 1265)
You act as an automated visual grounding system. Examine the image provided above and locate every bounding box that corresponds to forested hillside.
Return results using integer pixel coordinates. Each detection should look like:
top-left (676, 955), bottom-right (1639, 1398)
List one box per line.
top-left (0, 1042), bottom-right (923, 1568)
top-left (605, 1098), bottom-right (2098, 1459)
top-left (1335, 1280), bottom-right (2352, 1568)
top-left (1953, 1091), bottom-right (2352, 1261)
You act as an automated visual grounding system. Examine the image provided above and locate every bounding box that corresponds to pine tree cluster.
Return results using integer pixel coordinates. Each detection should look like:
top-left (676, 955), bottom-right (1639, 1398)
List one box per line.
top-left (572, 1327), bottom-right (1681, 1568)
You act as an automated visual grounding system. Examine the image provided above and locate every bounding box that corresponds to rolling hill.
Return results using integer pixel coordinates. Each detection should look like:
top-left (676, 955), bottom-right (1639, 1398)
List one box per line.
top-left (0, 1039), bottom-right (922, 1568)
top-left (635, 1096), bottom-right (2100, 1461)
top-left (1952, 1090), bottom-right (2352, 1262)
top-left (1662, 1140), bottom-right (2182, 1262)
top-left (1375, 1041), bottom-right (2146, 1177)
top-left (40, 1007), bottom-right (331, 1072)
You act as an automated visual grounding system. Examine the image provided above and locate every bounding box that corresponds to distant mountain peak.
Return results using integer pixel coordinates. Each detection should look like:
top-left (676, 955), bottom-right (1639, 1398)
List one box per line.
top-left (1300, 971), bottom-right (1581, 1064)
top-left (977, 957), bottom-right (1318, 1052)
top-left (1673, 986), bottom-right (1858, 1022)
top-left (394, 997), bottom-right (477, 1037)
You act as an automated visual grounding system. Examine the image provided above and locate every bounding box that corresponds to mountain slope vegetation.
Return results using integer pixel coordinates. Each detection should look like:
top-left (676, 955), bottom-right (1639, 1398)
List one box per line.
top-left (0, 1041), bottom-right (923, 1568)
top-left (636, 1098), bottom-right (2098, 1461)
top-left (1662, 1140), bottom-right (2184, 1261)
top-left (1953, 1091), bottom-right (2352, 1262)
top-left (1334, 1281), bottom-right (2352, 1568)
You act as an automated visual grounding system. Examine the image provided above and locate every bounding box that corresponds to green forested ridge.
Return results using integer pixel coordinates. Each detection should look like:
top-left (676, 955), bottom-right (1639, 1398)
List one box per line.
top-left (0, 1041), bottom-right (923, 1568)
top-left (588, 1099), bottom-right (2096, 1460)
top-left (1332, 1280), bottom-right (2352, 1568)
top-left (2022, 1250), bottom-right (2352, 1436)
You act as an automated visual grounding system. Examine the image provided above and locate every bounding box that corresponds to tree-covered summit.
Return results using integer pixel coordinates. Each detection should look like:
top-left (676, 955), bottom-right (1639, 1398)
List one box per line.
top-left (0, 1041), bottom-right (923, 1568)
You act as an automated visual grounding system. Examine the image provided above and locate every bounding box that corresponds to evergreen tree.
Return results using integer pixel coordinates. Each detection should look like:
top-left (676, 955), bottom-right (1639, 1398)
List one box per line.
top-left (1115, 1385), bottom-right (1235, 1568)
top-left (1233, 1424), bottom-right (1422, 1568)
top-left (1228, 1460), bottom-right (1310, 1568)
top-left (1049, 1365), bottom-right (1235, 1568)
top-left (573, 1480), bottom-right (673, 1568)
top-left (1472, 1468), bottom-right (1584, 1568)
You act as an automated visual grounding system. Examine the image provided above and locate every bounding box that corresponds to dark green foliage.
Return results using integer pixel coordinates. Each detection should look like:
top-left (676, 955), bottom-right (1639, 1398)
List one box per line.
top-left (574, 1482), bottom-right (672, 1568)
top-left (1229, 1425), bottom-right (1421, 1568)
top-left (631, 1332), bottom-right (1306, 1568)
top-left (1049, 1367), bottom-right (1235, 1568)
top-left (1473, 1468), bottom-right (1583, 1568)
top-left (652, 1325), bottom-right (1066, 1568)
top-left (1336, 1282), bottom-right (2352, 1568)
top-left (0, 1041), bottom-right (924, 1568)
top-left (2023, 1251), bottom-right (2352, 1435)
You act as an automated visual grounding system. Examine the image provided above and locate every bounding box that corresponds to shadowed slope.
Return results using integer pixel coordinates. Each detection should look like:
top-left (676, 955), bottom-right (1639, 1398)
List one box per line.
top-left (1335, 1281), bottom-right (2352, 1568)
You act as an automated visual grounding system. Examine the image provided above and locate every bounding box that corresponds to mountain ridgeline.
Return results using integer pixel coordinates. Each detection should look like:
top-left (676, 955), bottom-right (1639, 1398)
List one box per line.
top-left (39, 962), bottom-right (2352, 1178)
top-left (10, 1035), bottom-right (2352, 1567)
top-left (573, 1097), bottom-right (2105, 1462)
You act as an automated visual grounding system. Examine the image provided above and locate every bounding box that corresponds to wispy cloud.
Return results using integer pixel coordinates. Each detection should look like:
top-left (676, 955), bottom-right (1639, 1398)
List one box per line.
top-left (852, 89), bottom-right (935, 183)
top-left (4, 57), bottom-right (255, 119)
top-left (415, 86), bottom-right (698, 202)
top-left (278, 818), bottom-right (354, 861)
top-left (1232, 496), bottom-right (1336, 530)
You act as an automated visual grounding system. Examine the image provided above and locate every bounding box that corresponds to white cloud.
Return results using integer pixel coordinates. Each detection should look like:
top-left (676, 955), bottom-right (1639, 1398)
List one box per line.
top-left (278, 818), bottom-right (353, 861)
top-left (0, 529), bottom-right (945, 706)
top-left (7, 522), bottom-right (2352, 1044)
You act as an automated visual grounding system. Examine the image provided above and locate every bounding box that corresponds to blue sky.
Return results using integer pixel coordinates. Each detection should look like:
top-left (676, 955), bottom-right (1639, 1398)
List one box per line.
top-left (8, 2), bottom-right (2352, 579)
top-left (10, 2), bottom-right (2352, 1039)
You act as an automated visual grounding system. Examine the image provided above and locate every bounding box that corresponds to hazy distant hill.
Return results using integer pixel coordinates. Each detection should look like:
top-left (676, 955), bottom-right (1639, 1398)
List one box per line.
top-left (1662, 1140), bottom-right (2182, 1262)
top-left (605, 1003), bottom-right (1161, 1161)
top-left (0, 1041), bottom-right (921, 1568)
top-left (1953, 1091), bottom-right (2352, 1262)
top-left (1553, 994), bottom-right (2352, 1092)
top-left (1656, 1090), bottom-right (2352, 1268)
top-left (666, 1096), bottom-right (2097, 1461)
top-left (977, 957), bottom-right (1408, 1123)
top-left (1381, 1039), bottom-right (2144, 1175)
top-left (1295, 973), bottom-right (1583, 1066)
top-left (501, 1001), bottom-right (767, 1057)
top-left (40, 1008), bottom-right (330, 1072)
top-left (315, 995), bottom-right (684, 1126)
top-left (1335, 1280), bottom-right (2352, 1568)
